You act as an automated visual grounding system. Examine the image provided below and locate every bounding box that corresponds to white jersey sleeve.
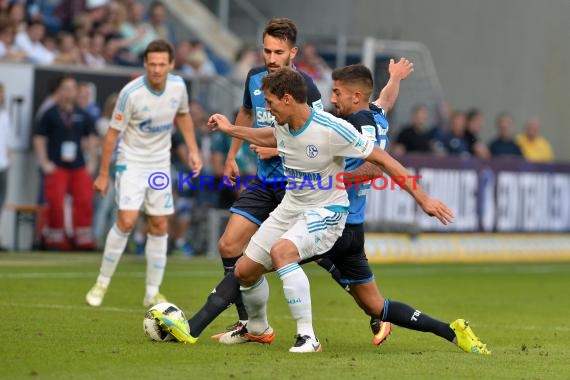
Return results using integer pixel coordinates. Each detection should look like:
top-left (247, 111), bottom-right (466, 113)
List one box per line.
top-left (109, 86), bottom-right (134, 132)
top-left (325, 116), bottom-right (374, 159)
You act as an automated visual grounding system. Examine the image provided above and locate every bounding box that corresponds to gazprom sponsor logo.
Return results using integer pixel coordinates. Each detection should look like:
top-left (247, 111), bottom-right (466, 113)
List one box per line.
top-left (256, 107), bottom-right (274, 127)
top-left (138, 119), bottom-right (173, 133)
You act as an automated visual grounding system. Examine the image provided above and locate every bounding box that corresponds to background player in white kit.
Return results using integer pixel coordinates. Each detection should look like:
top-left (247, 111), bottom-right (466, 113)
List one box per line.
top-left (86, 40), bottom-right (203, 307)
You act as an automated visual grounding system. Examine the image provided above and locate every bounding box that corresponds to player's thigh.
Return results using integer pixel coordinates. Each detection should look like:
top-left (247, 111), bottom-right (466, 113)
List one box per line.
top-left (144, 168), bottom-right (175, 217)
top-left (219, 213), bottom-right (260, 257)
top-left (115, 167), bottom-right (146, 213)
top-left (282, 208), bottom-right (347, 262)
top-left (246, 207), bottom-right (293, 270)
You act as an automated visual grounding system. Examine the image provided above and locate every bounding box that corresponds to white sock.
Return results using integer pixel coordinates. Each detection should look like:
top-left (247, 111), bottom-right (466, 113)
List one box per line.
top-left (96, 224), bottom-right (130, 287)
top-left (145, 233), bottom-right (168, 298)
top-left (240, 276), bottom-right (269, 335)
top-left (277, 263), bottom-right (315, 339)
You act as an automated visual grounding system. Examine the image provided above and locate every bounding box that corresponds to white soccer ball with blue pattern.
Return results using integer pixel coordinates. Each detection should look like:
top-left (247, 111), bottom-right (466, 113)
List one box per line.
top-left (143, 302), bottom-right (186, 342)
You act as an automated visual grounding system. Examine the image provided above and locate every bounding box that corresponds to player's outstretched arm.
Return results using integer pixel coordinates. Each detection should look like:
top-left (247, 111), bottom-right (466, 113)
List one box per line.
top-left (373, 57), bottom-right (414, 113)
top-left (365, 147), bottom-right (454, 225)
top-left (208, 114), bottom-right (277, 148)
top-left (176, 113), bottom-right (203, 177)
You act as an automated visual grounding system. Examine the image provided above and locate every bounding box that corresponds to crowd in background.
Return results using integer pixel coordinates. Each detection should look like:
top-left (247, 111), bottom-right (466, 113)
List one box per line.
top-left (0, 0), bottom-right (558, 252)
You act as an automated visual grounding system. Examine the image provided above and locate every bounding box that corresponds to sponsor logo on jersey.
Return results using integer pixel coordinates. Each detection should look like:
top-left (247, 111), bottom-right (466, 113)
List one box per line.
top-left (253, 89), bottom-right (262, 96)
top-left (256, 107), bottom-right (274, 127)
top-left (114, 113), bottom-right (123, 121)
top-left (139, 119), bottom-right (173, 133)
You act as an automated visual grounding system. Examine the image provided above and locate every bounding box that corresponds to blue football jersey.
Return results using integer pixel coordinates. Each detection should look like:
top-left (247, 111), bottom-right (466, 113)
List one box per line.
top-left (344, 103), bottom-right (389, 224)
top-left (242, 66), bottom-right (323, 182)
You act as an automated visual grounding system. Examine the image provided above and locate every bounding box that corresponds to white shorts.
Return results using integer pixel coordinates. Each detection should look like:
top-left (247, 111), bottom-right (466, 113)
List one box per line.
top-left (114, 165), bottom-right (174, 216)
top-left (245, 205), bottom-right (347, 270)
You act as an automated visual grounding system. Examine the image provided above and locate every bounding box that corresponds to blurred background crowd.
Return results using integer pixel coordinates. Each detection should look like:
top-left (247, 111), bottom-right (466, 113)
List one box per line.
top-left (0, 0), bottom-right (560, 254)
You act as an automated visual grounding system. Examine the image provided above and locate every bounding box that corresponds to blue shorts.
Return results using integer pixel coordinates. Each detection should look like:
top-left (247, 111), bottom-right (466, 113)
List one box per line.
top-left (229, 178), bottom-right (285, 225)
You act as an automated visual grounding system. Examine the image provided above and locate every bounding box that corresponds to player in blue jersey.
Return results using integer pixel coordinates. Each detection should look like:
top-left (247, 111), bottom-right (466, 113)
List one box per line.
top-left (305, 64), bottom-right (488, 354)
top-left (211, 17), bottom-right (328, 335)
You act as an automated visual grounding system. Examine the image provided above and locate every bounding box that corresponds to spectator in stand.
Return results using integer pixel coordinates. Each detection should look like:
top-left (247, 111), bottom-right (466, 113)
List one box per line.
top-left (120, 1), bottom-right (157, 58)
top-left (442, 110), bottom-right (470, 157)
top-left (231, 44), bottom-right (260, 84)
top-left (173, 40), bottom-right (192, 72)
top-left (488, 112), bottom-right (522, 157)
top-left (7, 1), bottom-right (26, 34)
top-left (54, 31), bottom-right (82, 64)
top-left (33, 75), bottom-right (98, 250)
top-left (147, 1), bottom-right (175, 45)
top-left (184, 40), bottom-right (217, 77)
top-left (516, 118), bottom-right (554, 163)
top-left (84, 32), bottom-right (106, 67)
top-left (295, 42), bottom-right (331, 81)
top-left (392, 103), bottom-right (432, 154)
top-left (77, 81), bottom-right (101, 122)
top-left (14, 20), bottom-right (55, 64)
top-left (0, 19), bottom-right (26, 61)
top-left (465, 108), bottom-right (490, 159)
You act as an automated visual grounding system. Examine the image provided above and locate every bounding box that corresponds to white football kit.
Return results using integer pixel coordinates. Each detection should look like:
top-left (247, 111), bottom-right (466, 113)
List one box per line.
top-left (245, 108), bottom-right (374, 269)
top-left (109, 74), bottom-right (189, 215)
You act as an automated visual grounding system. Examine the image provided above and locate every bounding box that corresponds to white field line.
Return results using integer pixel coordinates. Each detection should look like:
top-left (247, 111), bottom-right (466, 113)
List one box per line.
top-left (1, 263), bottom-right (569, 280)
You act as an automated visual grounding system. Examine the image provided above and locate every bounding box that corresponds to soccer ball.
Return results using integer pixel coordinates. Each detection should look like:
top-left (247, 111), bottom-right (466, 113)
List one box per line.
top-left (143, 302), bottom-right (186, 342)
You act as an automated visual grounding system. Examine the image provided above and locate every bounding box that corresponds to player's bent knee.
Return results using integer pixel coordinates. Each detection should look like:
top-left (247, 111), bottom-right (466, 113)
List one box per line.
top-left (270, 240), bottom-right (299, 268)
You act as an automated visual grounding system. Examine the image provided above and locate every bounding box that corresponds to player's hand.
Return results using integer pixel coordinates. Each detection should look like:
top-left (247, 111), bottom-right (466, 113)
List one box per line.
top-left (223, 158), bottom-right (239, 185)
top-left (188, 151), bottom-right (202, 177)
top-left (93, 174), bottom-right (109, 196)
top-left (419, 197), bottom-right (454, 225)
top-left (389, 57), bottom-right (414, 80)
top-left (250, 145), bottom-right (279, 160)
top-left (207, 114), bottom-right (233, 133)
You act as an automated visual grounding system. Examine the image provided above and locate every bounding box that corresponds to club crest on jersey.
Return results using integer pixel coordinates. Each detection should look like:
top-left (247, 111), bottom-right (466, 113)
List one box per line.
top-left (256, 107), bottom-right (274, 127)
top-left (169, 97), bottom-right (178, 109)
top-left (306, 145), bottom-right (319, 158)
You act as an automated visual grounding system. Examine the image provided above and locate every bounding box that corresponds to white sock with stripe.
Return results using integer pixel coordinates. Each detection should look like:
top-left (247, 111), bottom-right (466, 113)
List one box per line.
top-left (145, 233), bottom-right (168, 298)
top-left (96, 224), bottom-right (130, 287)
top-left (240, 276), bottom-right (269, 335)
top-left (277, 263), bottom-right (315, 339)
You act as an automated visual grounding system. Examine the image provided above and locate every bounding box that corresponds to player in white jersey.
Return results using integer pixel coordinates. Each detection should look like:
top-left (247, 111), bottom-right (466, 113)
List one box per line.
top-left (204, 68), bottom-right (453, 352)
top-left (86, 40), bottom-right (203, 308)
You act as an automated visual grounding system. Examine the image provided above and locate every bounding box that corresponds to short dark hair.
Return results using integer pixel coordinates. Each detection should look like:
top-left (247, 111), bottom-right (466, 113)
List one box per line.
top-left (261, 68), bottom-right (307, 103)
top-left (332, 64), bottom-right (374, 93)
top-left (143, 39), bottom-right (174, 61)
top-left (263, 18), bottom-right (297, 46)
top-left (55, 74), bottom-right (76, 90)
top-left (466, 108), bottom-right (482, 123)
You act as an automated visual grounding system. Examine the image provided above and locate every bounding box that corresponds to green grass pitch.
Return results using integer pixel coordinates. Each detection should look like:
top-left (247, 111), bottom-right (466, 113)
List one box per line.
top-left (1, 252), bottom-right (569, 379)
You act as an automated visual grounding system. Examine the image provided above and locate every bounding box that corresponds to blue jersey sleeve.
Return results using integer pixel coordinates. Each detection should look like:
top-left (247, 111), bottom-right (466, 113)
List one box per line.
top-left (299, 71), bottom-right (323, 110)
